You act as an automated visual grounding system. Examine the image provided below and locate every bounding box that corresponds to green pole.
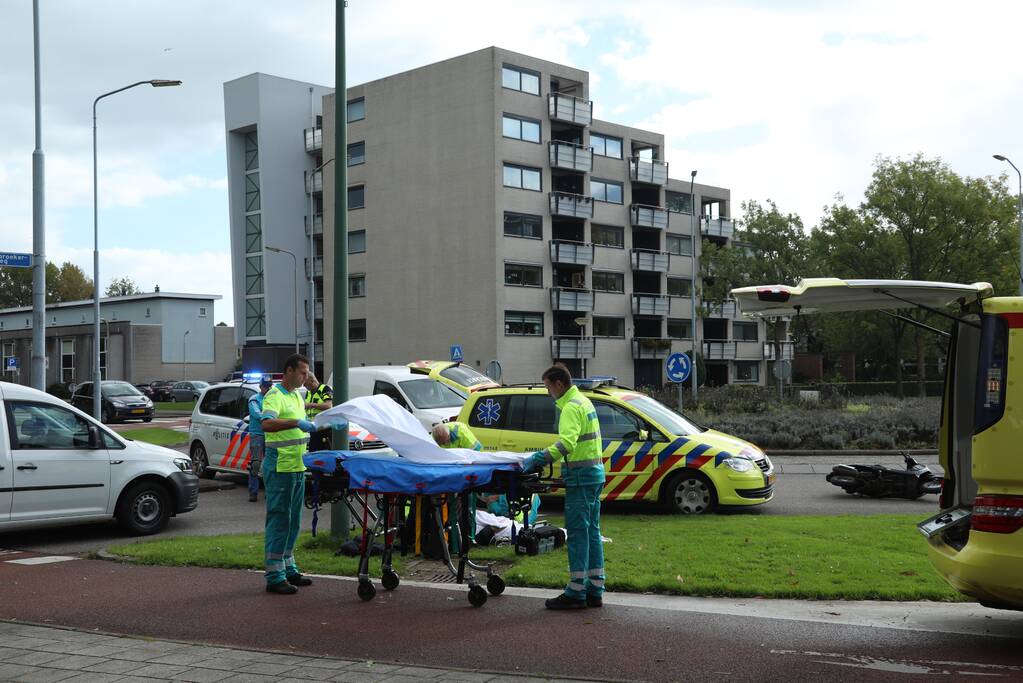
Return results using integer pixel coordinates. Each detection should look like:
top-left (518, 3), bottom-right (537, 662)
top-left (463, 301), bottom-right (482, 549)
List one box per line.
top-left (330, 0), bottom-right (350, 539)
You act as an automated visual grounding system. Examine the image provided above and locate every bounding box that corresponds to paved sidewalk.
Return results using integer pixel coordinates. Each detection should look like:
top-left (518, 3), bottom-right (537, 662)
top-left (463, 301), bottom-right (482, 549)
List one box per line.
top-left (0, 621), bottom-right (588, 683)
top-left (770, 453), bottom-right (942, 476)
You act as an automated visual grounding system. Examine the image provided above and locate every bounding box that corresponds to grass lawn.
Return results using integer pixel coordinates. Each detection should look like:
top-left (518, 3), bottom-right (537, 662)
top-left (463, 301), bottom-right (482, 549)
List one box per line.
top-left (108, 514), bottom-right (963, 602)
top-left (118, 427), bottom-right (188, 447)
top-left (154, 401), bottom-right (194, 412)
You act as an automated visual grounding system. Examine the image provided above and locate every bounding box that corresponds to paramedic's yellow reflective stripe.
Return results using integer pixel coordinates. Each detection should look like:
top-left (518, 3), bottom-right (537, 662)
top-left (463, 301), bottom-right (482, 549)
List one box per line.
top-left (268, 437), bottom-right (309, 448)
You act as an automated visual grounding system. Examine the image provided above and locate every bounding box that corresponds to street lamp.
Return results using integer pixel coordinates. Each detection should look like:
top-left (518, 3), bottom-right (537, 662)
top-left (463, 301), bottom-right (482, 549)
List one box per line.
top-left (266, 246), bottom-right (300, 353)
top-left (182, 330), bottom-right (189, 380)
top-left (92, 79), bottom-right (181, 419)
top-left (994, 154), bottom-right (1023, 296)
top-left (307, 157), bottom-right (334, 370)
top-left (689, 169), bottom-right (699, 404)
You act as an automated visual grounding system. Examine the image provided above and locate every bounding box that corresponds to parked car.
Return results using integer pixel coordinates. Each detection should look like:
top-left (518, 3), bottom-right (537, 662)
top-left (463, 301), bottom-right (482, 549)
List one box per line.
top-left (148, 380), bottom-right (174, 401)
top-left (169, 381), bottom-right (209, 403)
top-left (134, 383), bottom-right (155, 399)
top-left (70, 381), bottom-right (153, 424)
top-left (406, 360), bottom-right (500, 397)
top-left (349, 366), bottom-right (465, 431)
top-left (0, 380), bottom-right (198, 535)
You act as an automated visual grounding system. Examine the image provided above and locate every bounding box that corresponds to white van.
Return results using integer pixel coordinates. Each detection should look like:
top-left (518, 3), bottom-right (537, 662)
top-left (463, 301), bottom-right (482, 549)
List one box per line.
top-left (0, 381), bottom-right (198, 536)
top-left (348, 366), bottom-right (465, 432)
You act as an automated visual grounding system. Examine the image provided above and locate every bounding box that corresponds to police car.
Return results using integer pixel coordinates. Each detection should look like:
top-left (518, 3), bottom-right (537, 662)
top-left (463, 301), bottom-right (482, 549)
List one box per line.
top-left (187, 374), bottom-right (393, 479)
top-left (457, 377), bottom-right (774, 514)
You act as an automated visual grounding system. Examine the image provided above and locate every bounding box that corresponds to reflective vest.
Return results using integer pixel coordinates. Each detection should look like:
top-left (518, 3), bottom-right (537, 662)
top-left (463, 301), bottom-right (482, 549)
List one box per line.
top-left (261, 384), bottom-right (308, 473)
top-left (443, 422), bottom-right (482, 451)
top-left (543, 385), bottom-right (605, 486)
top-left (306, 383), bottom-right (332, 419)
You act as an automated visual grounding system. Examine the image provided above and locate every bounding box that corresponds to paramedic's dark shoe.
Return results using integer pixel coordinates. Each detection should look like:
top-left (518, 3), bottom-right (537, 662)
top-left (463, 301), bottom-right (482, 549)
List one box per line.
top-left (265, 581), bottom-right (297, 595)
top-left (545, 594), bottom-right (586, 610)
top-left (248, 492), bottom-right (258, 502)
top-left (287, 573), bottom-right (313, 587)
top-left (586, 595), bottom-right (603, 608)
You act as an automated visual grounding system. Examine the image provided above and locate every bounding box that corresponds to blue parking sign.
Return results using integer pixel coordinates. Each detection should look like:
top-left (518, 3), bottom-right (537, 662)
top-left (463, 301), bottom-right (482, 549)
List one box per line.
top-left (665, 352), bottom-right (691, 384)
top-left (6, 357), bottom-right (17, 371)
top-left (450, 344), bottom-right (463, 363)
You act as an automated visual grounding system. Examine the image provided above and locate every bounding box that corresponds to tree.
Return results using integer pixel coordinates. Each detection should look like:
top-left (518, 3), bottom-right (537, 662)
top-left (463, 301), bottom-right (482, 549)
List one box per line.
top-left (50, 262), bottom-right (94, 302)
top-left (216, 321), bottom-right (228, 327)
top-left (105, 277), bottom-right (142, 297)
top-left (0, 261), bottom-right (93, 309)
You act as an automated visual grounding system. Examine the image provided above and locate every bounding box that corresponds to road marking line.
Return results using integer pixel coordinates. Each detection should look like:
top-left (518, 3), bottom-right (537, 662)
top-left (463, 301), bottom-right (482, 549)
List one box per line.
top-left (5, 555), bottom-right (78, 565)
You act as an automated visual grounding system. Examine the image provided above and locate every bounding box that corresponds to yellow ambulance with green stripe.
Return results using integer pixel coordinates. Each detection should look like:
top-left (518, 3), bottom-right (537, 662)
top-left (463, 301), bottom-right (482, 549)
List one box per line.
top-left (457, 380), bottom-right (774, 514)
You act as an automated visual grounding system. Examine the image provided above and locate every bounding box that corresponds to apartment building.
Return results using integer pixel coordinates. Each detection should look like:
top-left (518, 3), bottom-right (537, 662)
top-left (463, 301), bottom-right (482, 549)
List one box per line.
top-left (226, 47), bottom-right (780, 388)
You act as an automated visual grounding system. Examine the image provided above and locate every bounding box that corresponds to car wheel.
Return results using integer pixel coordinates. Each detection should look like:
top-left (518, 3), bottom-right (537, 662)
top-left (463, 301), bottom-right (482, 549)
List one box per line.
top-left (191, 442), bottom-right (216, 480)
top-left (117, 481), bottom-right (171, 535)
top-left (102, 406), bottom-right (114, 424)
top-left (660, 470), bottom-right (717, 515)
top-left (192, 393), bottom-right (199, 402)
top-left (170, 395), bottom-right (178, 403)
top-left (143, 416), bottom-right (153, 423)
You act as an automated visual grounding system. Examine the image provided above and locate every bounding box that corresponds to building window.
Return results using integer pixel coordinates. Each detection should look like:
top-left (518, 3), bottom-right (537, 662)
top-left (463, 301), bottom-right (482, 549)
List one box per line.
top-left (593, 317), bottom-right (625, 338)
top-left (349, 230), bottom-right (366, 254)
top-left (349, 274), bottom-right (366, 298)
top-left (245, 172), bottom-right (260, 211)
top-left (667, 277), bottom-right (692, 297)
top-left (503, 163), bottom-right (541, 191)
top-left (347, 141), bottom-right (365, 166)
top-left (198, 306), bottom-right (208, 318)
top-left (592, 271), bottom-right (624, 293)
top-left (504, 211), bottom-right (542, 239)
top-left (504, 263), bottom-right (543, 287)
top-left (350, 318), bottom-right (367, 342)
top-left (501, 64), bottom-right (540, 95)
top-left (733, 321), bottom-right (758, 342)
top-left (145, 307), bottom-right (151, 318)
top-left (60, 339), bottom-right (74, 384)
top-left (504, 311), bottom-right (543, 336)
top-left (665, 190), bottom-right (693, 214)
top-left (347, 97), bottom-right (365, 122)
top-left (348, 185), bottom-right (365, 209)
top-left (245, 297), bottom-right (266, 338)
top-left (668, 318), bottom-right (692, 339)
top-left (592, 224), bottom-right (624, 248)
top-left (589, 133), bottom-right (623, 159)
top-left (98, 336), bottom-right (107, 380)
top-left (245, 214), bottom-right (262, 253)
top-left (244, 131), bottom-right (258, 170)
top-left (245, 255), bottom-right (264, 295)
top-left (2, 342), bottom-right (14, 375)
top-left (735, 361), bottom-right (760, 383)
top-left (591, 179), bottom-right (623, 204)
top-left (502, 114), bottom-right (541, 143)
top-left (666, 233), bottom-right (693, 257)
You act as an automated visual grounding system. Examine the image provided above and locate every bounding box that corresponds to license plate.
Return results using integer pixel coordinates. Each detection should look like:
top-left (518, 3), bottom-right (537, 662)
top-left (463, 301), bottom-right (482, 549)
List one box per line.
top-left (131, 409), bottom-right (146, 414)
top-left (917, 507), bottom-right (971, 539)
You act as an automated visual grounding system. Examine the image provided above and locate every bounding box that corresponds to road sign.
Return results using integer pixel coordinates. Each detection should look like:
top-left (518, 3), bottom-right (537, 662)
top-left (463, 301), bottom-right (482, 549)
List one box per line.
top-left (450, 344), bottom-right (463, 363)
top-left (485, 359), bottom-right (502, 382)
top-left (0, 252), bottom-right (32, 268)
top-left (772, 360), bottom-right (792, 381)
top-left (5, 357), bottom-right (17, 371)
top-left (665, 352), bottom-right (691, 384)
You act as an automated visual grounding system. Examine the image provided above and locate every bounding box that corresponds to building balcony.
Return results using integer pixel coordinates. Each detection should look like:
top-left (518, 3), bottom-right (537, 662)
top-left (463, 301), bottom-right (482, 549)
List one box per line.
top-left (304, 256), bottom-right (323, 278)
top-left (549, 191), bottom-right (594, 219)
top-left (549, 141), bottom-right (592, 173)
top-left (706, 300), bottom-right (737, 318)
top-left (632, 293), bottom-right (670, 316)
top-left (550, 240), bottom-right (594, 266)
top-left (305, 170), bottom-right (323, 194)
top-left (314, 299), bottom-right (324, 320)
top-left (304, 127), bottom-right (322, 153)
top-left (548, 93), bottom-right (592, 126)
top-left (550, 288), bottom-right (594, 312)
top-left (763, 341), bottom-right (795, 361)
top-left (630, 249), bottom-right (670, 273)
top-left (703, 340), bottom-right (737, 360)
top-left (701, 216), bottom-right (735, 239)
top-left (629, 157), bottom-right (668, 186)
top-left (305, 213), bottom-right (323, 236)
top-left (551, 336), bottom-right (596, 360)
top-left (632, 337), bottom-right (673, 359)
top-left (630, 204), bottom-right (669, 230)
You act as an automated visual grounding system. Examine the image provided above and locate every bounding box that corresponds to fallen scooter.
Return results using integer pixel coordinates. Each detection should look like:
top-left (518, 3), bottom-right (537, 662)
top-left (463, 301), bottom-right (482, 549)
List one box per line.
top-left (826, 453), bottom-right (942, 500)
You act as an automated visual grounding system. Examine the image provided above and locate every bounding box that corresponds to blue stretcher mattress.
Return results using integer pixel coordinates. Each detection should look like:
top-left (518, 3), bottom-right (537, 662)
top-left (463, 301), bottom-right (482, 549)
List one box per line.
top-left (303, 450), bottom-right (521, 495)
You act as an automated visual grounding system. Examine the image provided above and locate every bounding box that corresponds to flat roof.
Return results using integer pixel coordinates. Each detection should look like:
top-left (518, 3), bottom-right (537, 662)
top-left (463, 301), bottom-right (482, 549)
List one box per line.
top-left (0, 292), bottom-right (222, 316)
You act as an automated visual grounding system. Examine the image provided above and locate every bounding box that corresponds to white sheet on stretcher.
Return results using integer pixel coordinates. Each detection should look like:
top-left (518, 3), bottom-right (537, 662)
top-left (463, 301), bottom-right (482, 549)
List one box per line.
top-left (313, 394), bottom-right (531, 466)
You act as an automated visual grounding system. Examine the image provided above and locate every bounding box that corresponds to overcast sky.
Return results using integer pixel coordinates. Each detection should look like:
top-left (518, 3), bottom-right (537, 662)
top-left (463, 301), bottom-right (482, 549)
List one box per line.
top-left (2, 0), bottom-right (1022, 326)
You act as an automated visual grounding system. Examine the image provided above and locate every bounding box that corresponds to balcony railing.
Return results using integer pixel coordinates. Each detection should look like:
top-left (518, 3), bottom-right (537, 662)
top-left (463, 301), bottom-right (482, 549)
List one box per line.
top-left (763, 341), bottom-right (795, 361)
top-left (630, 204), bottom-right (669, 230)
top-left (630, 249), bottom-right (670, 273)
top-left (305, 213), bottom-right (323, 236)
top-left (305, 170), bottom-right (323, 194)
top-left (706, 300), bottom-right (737, 318)
top-left (701, 216), bottom-right (735, 239)
top-left (629, 157), bottom-right (668, 186)
top-left (548, 93), bottom-right (592, 126)
top-left (304, 127), bottom-right (322, 153)
top-left (549, 141), bottom-right (592, 173)
top-left (703, 340), bottom-right (737, 360)
top-left (304, 256), bottom-right (323, 278)
top-left (305, 298), bottom-right (325, 320)
top-left (549, 192), bottom-right (594, 219)
top-left (632, 337), bottom-right (673, 359)
top-left (550, 288), bottom-right (594, 312)
top-left (549, 240), bottom-right (594, 266)
top-left (551, 336), bottom-right (596, 360)
top-left (632, 293), bottom-right (670, 316)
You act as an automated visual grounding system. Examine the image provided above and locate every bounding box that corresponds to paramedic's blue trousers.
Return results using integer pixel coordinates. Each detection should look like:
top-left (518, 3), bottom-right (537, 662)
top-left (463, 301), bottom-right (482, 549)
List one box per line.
top-left (263, 447), bottom-right (305, 585)
top-left (564, 483), bottom-right (605, 599)
top-left (247, 434), bottom-right (264, 496)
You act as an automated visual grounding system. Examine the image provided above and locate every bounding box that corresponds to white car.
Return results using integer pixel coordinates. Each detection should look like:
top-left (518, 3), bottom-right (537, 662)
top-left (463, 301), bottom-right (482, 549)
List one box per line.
top-left (187, 381), bottom-right (395, 479)
top-left (0, 381), bottom-right (198, 535)
top-left (348, 366), bottom-right (465, 432)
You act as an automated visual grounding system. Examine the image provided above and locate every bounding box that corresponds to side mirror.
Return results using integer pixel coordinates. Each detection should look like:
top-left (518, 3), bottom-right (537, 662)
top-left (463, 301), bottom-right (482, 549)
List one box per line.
top-left (88, 424), bottom-right (102, 449)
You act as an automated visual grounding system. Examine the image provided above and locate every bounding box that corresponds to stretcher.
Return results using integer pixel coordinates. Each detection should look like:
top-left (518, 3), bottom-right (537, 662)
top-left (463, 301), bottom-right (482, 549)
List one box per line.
top-left (303, 449), bottom-right (557, 607)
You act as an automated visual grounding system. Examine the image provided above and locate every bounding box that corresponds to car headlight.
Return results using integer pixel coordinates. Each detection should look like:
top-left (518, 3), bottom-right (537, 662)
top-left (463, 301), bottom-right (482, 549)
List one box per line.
top-left (173, 457), bottom-right (193, 473)
top-left (723, 457), bottom-right (755, 473)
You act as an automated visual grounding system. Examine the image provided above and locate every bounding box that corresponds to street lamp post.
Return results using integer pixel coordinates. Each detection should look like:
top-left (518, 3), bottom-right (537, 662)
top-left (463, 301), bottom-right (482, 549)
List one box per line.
top-left (994, 154), bottom-right (1023, 296)
top-left (92, 79), bottom-right (181, 419)
top-left (689, 170), bottom-right (699, 404)
top-left (182, 330), bottom-right (189, 380)
top-left (307, 158), bottom-right (334, 370)
top-left (266, 246), bottom-right (299, 354)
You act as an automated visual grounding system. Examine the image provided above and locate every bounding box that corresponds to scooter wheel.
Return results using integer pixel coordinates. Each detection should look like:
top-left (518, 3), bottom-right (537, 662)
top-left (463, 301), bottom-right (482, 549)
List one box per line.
top-left (357, 581), bottom-right (376, 601)
top-left (468, 585), bottom-right (488, 607)
top-left (486, 575), bottom-right (506, 596)
top-left (382, 570), bottom-right (400, 591)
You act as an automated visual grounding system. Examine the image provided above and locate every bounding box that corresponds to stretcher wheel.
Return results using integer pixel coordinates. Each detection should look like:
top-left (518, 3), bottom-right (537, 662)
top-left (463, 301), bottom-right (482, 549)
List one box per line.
top-left (486, 575), bottom-right (506, 596)
top-left (382, 570), bottom-right (400, 591)
top-left (468, 585), bottom-right (488, 607)
top-left (357, 581), bottom-right (376, 601)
